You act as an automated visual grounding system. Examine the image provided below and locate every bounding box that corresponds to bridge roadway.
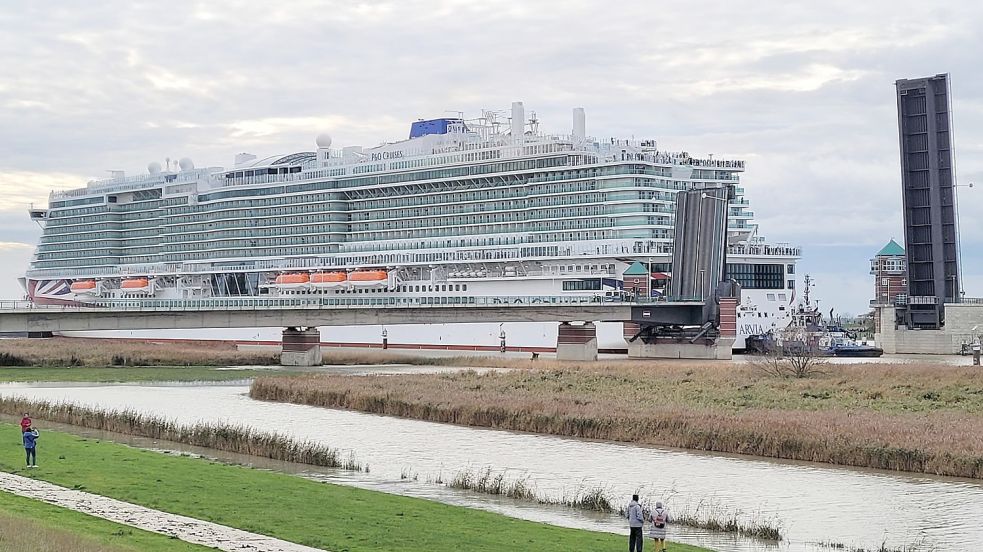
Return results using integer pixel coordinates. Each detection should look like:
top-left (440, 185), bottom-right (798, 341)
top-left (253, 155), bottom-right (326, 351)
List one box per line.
top-left (0, 295), bottom-right (699, 333)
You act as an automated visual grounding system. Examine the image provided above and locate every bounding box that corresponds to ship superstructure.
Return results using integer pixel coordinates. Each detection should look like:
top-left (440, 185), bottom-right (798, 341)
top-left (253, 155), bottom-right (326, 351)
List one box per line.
top-left (23, 103), bottom-right (799, 349)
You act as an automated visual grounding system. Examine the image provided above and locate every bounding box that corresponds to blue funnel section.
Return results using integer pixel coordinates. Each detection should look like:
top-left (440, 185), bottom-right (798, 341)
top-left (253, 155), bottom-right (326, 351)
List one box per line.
top-left (409, 118), bottom-right (462, 139)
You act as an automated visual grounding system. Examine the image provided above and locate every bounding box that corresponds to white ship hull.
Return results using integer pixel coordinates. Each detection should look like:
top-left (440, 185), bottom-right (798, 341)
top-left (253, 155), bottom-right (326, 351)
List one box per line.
top-left (40, 261), bottom-right (795, 351)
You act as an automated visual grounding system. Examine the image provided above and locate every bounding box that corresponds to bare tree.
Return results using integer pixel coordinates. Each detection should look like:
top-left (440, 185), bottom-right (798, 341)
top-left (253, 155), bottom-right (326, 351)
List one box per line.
top-left (751, 332), bottom-right (827, 379)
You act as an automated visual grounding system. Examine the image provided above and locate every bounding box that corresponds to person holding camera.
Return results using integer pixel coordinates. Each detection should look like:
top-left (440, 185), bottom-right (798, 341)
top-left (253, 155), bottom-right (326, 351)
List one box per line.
top-left (23, 426), bottom-right (40, 468)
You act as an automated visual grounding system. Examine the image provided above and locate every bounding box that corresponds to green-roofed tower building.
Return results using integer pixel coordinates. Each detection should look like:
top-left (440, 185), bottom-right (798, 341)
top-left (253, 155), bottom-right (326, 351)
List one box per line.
top-left (870, 239), bottom-right (907, 309)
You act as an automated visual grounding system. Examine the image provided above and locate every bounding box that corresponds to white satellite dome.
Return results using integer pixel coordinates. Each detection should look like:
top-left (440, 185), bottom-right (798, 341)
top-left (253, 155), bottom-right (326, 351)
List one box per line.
top-left (148, 162), bottom-right (162, 174)
top-left (315, 133), bottom-right (333, 149)
top-left (178, 157), bottom-right (195, 171)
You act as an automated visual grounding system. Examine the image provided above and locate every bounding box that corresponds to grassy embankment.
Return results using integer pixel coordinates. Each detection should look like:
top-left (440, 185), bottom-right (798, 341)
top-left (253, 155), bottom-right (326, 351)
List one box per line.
top-left (0, 422), bottom-right (708, 552)
top-left (249, 361), bottom-right (983, 478)
top-left (0, 396), bottom-right (363, 471)
top-left (0, 491), bottom-right (210, 552)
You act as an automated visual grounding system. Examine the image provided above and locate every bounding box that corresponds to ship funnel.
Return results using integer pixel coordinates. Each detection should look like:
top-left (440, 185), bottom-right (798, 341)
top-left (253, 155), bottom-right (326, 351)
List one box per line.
top-left (511, 101), bottom-right (525, 144)
top-left (572, 107), bottom-right (586, 142)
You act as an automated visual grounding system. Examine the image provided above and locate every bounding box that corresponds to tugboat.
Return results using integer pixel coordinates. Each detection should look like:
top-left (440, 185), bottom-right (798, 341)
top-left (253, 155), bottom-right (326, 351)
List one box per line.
top-left (746, 275), bottom-right (883, 357)
top-left (822, 334), bottom-right (884, 357)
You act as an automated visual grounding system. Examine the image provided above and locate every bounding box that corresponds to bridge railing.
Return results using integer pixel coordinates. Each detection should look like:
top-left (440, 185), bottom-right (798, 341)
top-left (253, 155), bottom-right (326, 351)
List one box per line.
top-left (0, 295), bottom-right (642, 313)
top-left (0, 294), bottom-right (707, 313)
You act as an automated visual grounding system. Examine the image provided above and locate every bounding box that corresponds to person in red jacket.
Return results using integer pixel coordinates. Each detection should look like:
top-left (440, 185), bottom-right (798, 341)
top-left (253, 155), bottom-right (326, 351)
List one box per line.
top-left (20, 413), bottom-right (32, 433)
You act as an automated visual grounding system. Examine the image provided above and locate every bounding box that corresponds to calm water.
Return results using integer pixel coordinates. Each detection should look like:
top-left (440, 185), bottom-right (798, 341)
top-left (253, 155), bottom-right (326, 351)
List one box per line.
top-left (2, 381), bottom-right (980, 551)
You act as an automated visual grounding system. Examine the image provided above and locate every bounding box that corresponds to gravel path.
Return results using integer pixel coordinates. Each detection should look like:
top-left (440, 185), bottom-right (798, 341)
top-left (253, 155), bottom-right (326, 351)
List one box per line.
top-left (0, 471), bottom-right (325, 551)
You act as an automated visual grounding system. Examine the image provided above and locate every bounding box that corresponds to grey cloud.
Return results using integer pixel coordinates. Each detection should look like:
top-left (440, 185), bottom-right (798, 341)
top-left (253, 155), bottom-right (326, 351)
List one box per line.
top-left (1, 0), bottom-right (982, 306)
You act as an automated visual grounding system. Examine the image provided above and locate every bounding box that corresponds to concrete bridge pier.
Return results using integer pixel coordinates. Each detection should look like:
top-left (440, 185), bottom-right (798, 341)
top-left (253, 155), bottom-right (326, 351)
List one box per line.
top-left (627, 337), bottom-right (735, 360)
top-left (626, 297), bottom-right (738, 360)
top-left (556, 321), bottom-right (598, 361)
top-left (281, 327), bottom-right (322, 366)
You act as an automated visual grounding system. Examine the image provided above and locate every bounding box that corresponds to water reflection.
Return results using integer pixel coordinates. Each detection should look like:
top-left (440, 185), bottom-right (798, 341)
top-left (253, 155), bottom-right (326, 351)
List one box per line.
top-left (1, 382), bottom-right (979, 551)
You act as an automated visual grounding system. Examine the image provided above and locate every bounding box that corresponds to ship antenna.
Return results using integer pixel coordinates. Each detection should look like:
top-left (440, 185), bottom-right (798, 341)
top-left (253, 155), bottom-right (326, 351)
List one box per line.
top-left (803, 274), bottom-right (812, 307)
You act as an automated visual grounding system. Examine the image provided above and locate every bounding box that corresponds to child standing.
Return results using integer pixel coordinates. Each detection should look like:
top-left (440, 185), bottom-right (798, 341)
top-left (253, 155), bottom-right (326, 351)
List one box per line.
top-left (23, 427), bottom-right (39, 468)
top-left (20, 413), bottom-right (31, 433)
top-left (648, 501), bottom-right (670, 551)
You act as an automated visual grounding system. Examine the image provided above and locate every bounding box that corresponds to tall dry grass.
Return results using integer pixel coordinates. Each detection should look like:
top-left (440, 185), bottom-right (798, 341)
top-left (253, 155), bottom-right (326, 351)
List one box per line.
top-left (0, 396), bottom-right (364, 471)
top-left (250, 363), bottom-right (983, 478)
top-left (0, 337), bottom-right (280, 367)
top-left (0, 512), bottom-right (128, 552)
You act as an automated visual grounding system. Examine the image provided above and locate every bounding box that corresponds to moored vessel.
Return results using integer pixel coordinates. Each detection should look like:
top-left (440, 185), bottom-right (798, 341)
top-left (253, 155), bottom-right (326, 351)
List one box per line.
top-left (22, 102), bottom-right (800, 350)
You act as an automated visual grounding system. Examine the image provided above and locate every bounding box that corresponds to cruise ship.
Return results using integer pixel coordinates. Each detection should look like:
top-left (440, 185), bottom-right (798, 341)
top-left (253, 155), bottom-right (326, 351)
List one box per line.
top-left (22, 103), bottom-right (800, 351)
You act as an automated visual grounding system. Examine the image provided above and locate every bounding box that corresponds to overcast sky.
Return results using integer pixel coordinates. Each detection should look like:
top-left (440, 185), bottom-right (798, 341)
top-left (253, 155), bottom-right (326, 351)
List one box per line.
top-left (1, 0), bottom-right (981, 314)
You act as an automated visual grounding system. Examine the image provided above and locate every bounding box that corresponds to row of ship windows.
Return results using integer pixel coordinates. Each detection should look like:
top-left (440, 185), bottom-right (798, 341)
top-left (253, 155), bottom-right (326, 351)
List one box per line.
top-left (45, 212), bottom-right (668, 252)
top-left (35, 221), bottom-right (674, 260)
top-left (276, 284), bottom-right (471, 295)
top-left (47, 170), bottom-right (708, 223)
top-left (39, 212), bottom-right (742, 255)
top-left (42, 190), bottom-right (682, 237)
top-left (39, 210), bottom-right (677, 251)
top-left (49, 163), bottom-right (736, 225)
top-left (31, 232), bottom-right (674, 269)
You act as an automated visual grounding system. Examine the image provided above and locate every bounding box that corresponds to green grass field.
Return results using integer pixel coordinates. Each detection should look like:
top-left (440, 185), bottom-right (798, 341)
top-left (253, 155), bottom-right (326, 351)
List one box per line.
top-left (0, 423), bottom-right (708, 552)
top-left (0, 491), bottom-right (210, 551)
top-left (0, 366), bottom-right (292, 383)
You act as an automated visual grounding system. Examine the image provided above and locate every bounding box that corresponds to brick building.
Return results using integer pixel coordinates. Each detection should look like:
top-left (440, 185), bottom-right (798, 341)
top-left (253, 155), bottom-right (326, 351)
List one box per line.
top-left (871, 239), bottom-right (908, 306)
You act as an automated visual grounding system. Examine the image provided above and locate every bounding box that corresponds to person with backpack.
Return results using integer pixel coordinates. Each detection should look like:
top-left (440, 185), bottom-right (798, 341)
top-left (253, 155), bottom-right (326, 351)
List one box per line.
top-left (648, 501), bottom-right (671, 551)
top-left (626, 493), bottom-right (644, 552)
top-left (23, 427), bottom-right (39, 468)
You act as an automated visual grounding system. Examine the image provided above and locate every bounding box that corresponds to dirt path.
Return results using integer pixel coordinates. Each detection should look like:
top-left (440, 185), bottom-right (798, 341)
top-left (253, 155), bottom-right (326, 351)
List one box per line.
top-left (0, 471), bottom-right (325, 551)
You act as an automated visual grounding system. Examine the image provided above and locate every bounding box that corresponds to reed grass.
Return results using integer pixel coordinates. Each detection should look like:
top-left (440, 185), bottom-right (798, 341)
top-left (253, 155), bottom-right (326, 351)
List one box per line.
top-left (660, 499), bottom-right (783, 541)
top-left (0, 396), bottom-right (364, 471)
top-left (250, 362), bottom-right (983, 478)
top-left (0, 337), bottom-right (279, 367)
top-left (448, 466), bottom-right (537, 501)
top-left (443, 466), bottom-right (783, 539)
top-left (814, 539), bottom-right (936, 552)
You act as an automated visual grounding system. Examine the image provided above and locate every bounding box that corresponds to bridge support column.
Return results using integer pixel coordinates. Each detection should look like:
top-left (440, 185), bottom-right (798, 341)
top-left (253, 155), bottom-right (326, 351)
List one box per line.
top-left (281, 327), bottom-right (322, 366)
top-left (627, 337), bottom-right (735, 360)
top-left (556, 322), bottom-right (598, 361)
top-left (627, 298), bottom-right (737, 360)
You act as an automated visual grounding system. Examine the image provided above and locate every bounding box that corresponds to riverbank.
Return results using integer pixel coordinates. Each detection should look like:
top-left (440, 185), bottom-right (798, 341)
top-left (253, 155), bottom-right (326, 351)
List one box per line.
top-left (0, 336), bottom-right (509, 368)
top-left (0, 365), bottom-right (302, 383)
top-left (250, 362), bottom-right (983, 478)
top-left (0, 337), bottom-right (279, 367)
top-left (0, 421), bottom-right (708, 552)
top-left (0, 490), bottom-right (210, 552)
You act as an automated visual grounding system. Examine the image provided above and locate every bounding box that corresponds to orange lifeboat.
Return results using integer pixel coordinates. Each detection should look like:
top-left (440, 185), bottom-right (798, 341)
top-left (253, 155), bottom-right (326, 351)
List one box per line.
top-left (274, 272), bottom-right (310, 288)
top-left (311, 271), bottom-right (347, 288)
top-left (70, 279), bottom-right (97, 293)
top-left (349, 270), bottom-right (388, 287)
top-left (121, 278), bottom-right (150, 290)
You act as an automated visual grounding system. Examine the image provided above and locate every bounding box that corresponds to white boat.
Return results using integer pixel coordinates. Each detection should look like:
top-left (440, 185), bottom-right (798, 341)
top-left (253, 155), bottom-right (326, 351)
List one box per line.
top-left (23, 102), bottom-right (799, 351)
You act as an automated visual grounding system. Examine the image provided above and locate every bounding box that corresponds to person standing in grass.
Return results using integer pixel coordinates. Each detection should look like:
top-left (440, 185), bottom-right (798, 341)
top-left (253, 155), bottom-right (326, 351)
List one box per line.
top-left (20, 412), bottom-right (31, 433)
top-left (648, 501), bottom-right (670, 551)
top-left (627, 493), bottom-right (644, 551)
top-left (23, 427), bottom-right (39, 468)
